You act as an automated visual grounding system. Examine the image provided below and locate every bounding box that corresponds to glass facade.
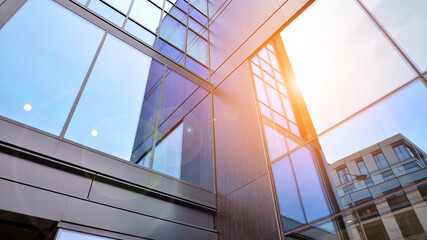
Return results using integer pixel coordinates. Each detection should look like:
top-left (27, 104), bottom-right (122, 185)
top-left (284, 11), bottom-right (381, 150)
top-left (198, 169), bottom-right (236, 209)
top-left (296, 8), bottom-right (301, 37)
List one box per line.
top-left (250, 0), bottom-right (427, 238)
top-left (75, 0), bottom-right (209, 79)
top-left (0, 0), bottom-right (213, 190)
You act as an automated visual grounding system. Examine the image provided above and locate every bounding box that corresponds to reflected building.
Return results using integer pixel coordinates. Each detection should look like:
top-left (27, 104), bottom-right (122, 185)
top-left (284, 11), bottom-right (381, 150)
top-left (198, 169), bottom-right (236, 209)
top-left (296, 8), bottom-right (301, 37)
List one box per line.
top-left (0, 0), bottom-right (427, 240)
top-left (328, 134), bottom-right (427, 239)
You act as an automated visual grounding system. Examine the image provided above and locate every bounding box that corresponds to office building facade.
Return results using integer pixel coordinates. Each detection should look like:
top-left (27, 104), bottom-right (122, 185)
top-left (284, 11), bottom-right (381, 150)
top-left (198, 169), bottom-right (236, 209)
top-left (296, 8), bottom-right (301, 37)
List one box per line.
top-left (0, 0), bottom-right (426, 239)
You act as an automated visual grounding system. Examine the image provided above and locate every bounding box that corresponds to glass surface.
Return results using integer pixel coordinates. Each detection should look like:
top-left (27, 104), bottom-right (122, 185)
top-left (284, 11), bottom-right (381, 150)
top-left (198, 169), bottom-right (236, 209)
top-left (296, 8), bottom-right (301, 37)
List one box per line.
top-left (272, 156), bottom-right (307, 230)
top-left (125, 19), bottom-right (156, 46)
top-left (89, 0), bottom-right (125, 26)
top-left (65, 34), bottom-right (157, 160)
top-left (189, 5), bottom-right (207, 26)
top-left (187, 30), bottom-right (208, 66)
top-left (280, 0), bottom-right (416, 133)
top-left (362, 0), bottom-right (427, 71)
top-left (357, 160), bottom-right (369, 175)
top-left (0, 0), bottom-right (104, 135)
top-left (56, 229), bottom-right (113, 240)
top-left (130, 0), bottom-right (162, 33)
top-left (159, 14), bottom-right (186, 51)
top-left (185, 56), bottom-right (209, 79)
top-left (152, 123), bottom-right (184, 179)
top-left (263, 125), bottom-right (288, 161)
top-left (190, 0), bottom-right (207, 15)
top-left (373, 152), bottom-right (389, 169)
top-left (103, 0), bottom-right (132, 14)
top-left (157, 39), bottom-right (185, 64)
top-left (318, 80), bottom-right (427, 163)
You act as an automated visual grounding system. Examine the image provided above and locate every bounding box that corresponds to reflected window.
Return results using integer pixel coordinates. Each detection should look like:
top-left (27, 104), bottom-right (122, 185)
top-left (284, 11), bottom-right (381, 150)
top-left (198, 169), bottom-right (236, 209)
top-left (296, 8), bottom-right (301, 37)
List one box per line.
top-left (365, 177), bottom-right (374, 187)
top-left (417, 183), bottom-right (427, 201)
top-left (356, 159), bottom-right (369, 175)
top-left (403, 161), bottom-right (423, 174)
top-left (65, 34), bottom-right (158, 160)
top-left (395, 210), bottom-right (425, 237)
top-left (363, 219), bottom-right (390, 240)
top-left (337, 166), bottom-right (351, 184)
top-left (373, 152), bottom-right (389, 169)
top-left (386, 192), bottom-right (411, 212)
top-left (0, 0), bottom-right (104, 135)
top-left (56, 229), bottom-right (114, 240)
top-left (393, 144), bottom-right (414, 161)
top-left (381, 169), bottom-right (395, 181)
top-left (152, 123), bottom-right (184, 179)
top-left (358, 203), bottom-right (379, 221)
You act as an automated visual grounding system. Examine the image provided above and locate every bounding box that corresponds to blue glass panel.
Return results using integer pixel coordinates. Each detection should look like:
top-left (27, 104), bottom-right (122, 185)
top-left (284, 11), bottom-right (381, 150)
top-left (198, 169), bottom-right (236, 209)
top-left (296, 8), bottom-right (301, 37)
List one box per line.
top-left (65, 34), bottom-right (156, 160)
top-left (157, 39), bottom-right (185, 64)
top-left (159, 13), bottom-right (186, 51)
top-left (152, 123), bottom-right (184, 178)
top-left (164, 3), bottom-right (188, 24)
top-left (130, 0), bottom-right (162, 33)
top-left (190, 0), bottom-right (207, 15)
top-left (159, 69), bottom-right (198, 125)
top-left (185, 56), bottom-right (209, 79)
top-left (125, 19), bottom-right (156, 46)
top-left (272, 156), bottom-right (307, 230)
top-left (89, 0), bottom-right (125, 26)
top-left (290, 146), bottom-right (331, 222)
top-left (0, 0), bottom-right (104, 135)
top-left (138, 151), bottom-right (152, 168)
top-left (181, 96), bottom-right (213, 190)
top-left (56, 229), bottom-right (113, 240)
top-left (189, 5), bottom-right (207, 26)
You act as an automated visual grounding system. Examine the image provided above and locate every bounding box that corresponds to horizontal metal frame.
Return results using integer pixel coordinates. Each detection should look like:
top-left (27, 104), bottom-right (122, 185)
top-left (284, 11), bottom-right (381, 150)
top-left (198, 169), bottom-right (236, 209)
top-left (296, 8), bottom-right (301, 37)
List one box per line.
top-left (0, 120), bottom-right (217, 209)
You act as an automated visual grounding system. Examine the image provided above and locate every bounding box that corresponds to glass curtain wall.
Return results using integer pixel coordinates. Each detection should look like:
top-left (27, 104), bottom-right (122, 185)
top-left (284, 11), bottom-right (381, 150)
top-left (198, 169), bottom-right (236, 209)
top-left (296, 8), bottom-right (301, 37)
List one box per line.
top-left (75, 0), bottom-right (210, 79)
top-left (250, 0), bottom-right (427, 238)
top-left (0, 0), bottom-right (213, 190)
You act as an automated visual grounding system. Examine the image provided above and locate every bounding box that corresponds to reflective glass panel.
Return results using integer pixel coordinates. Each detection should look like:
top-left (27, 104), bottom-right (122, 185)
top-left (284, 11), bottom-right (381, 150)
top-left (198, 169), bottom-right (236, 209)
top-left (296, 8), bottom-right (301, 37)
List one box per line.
top-left (130, 0), bottom-right (162, 33)
top-left (280, 0), bottom-right (416, 133)
top-left (159, 14), bottom-right (186, 51)
top-left (124, 19), bottom-right (156, 46)
top-left (152, 123), bottom-right (184, 179)
top-left (56, 229), bottom-right (114, 240)
top-left (103, 0), bottom-right (132, 14)
top-left (65, 34), bottom-right (161, 160)
top-left (89, 0), bottom-right (125, 26)
top-left (362, 0), bottom-right (427, 71)
top-left (0, 0), bottom-right (104, 135)
top-left (187, 30), bottom-right (208, 66)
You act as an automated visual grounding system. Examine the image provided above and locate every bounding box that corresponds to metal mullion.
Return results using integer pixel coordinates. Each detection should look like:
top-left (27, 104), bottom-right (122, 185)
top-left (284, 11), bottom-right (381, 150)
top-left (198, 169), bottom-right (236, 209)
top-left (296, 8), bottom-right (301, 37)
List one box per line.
top-left (354, 0), bottom-right (427, 88)
top-left (207, 0), bottom-right (211, 82)
top-left (210, 93), bottom-right (217, 193)
top-left (188, 14), bottom-right (208, 29)
top-left (183, 0), bottom-right (190, 66)
top-left (188, 2), bottom-right (208, 19)
top-left (122, 0), bottom-right (136, 28)
top-left (154, 0), bottom-right (167, 49)
top-left (0, 0), bottom-right (26, 30)
top-left (149, 65), bottom-right (167, 169)
top-left (59, 31), bottom-right (108, 140)
top-left (85, 0), bottom-right (91, 7)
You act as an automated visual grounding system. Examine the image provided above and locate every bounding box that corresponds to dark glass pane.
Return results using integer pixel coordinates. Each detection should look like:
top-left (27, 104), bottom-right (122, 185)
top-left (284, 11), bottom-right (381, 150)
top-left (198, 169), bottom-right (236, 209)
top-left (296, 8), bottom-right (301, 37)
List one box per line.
top-left (395, 210), bottom-right (425, 237)
top-left (0, 0), bottom-right (104, 135)
top-left (65, 34), bottom-right (162, 160)
top-left (386, 192), bottom-right (411, 212)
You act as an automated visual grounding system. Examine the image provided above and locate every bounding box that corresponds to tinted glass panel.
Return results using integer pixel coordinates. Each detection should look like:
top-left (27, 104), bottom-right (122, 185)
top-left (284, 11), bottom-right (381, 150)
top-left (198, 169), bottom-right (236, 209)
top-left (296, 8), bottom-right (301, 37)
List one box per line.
top-left (0, 0), bottom-right (104, 135)
top-left (159, 14), bottom-right (186, 51)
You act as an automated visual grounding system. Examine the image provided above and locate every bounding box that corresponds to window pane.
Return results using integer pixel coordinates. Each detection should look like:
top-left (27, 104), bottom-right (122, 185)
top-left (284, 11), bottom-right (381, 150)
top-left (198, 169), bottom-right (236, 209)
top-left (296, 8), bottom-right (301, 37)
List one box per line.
top-left (65, 34), bottom-right (162, 160)
top-left (130, 0), bottom-right (161, 33)
top-left (159, 14), bottom-right (186, 51)
top-left (56, 229), bottom-right (114, 240)
top-left (152, 123), bottom-right (183, 179)
top-left (362, 0), bottom-right (427, 71)
top-left (290, 146), bottom-right (331, 222)
top-left (0, 0), bottom-right (104, 135)
top-left (187, 30), bottom-right (208, 66)
top-left (280, 0), bottom-right (416, 133)
top-left (263, 125), bottom-right (287, 161)
top-left (89, 0), bottom-right (125, 26)
top-left (104, 0), bottom-right (132, 13)
top-left (272, 156), bottom-right (307, 230)
top-left (125, 19), bottom-right (156, 46)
